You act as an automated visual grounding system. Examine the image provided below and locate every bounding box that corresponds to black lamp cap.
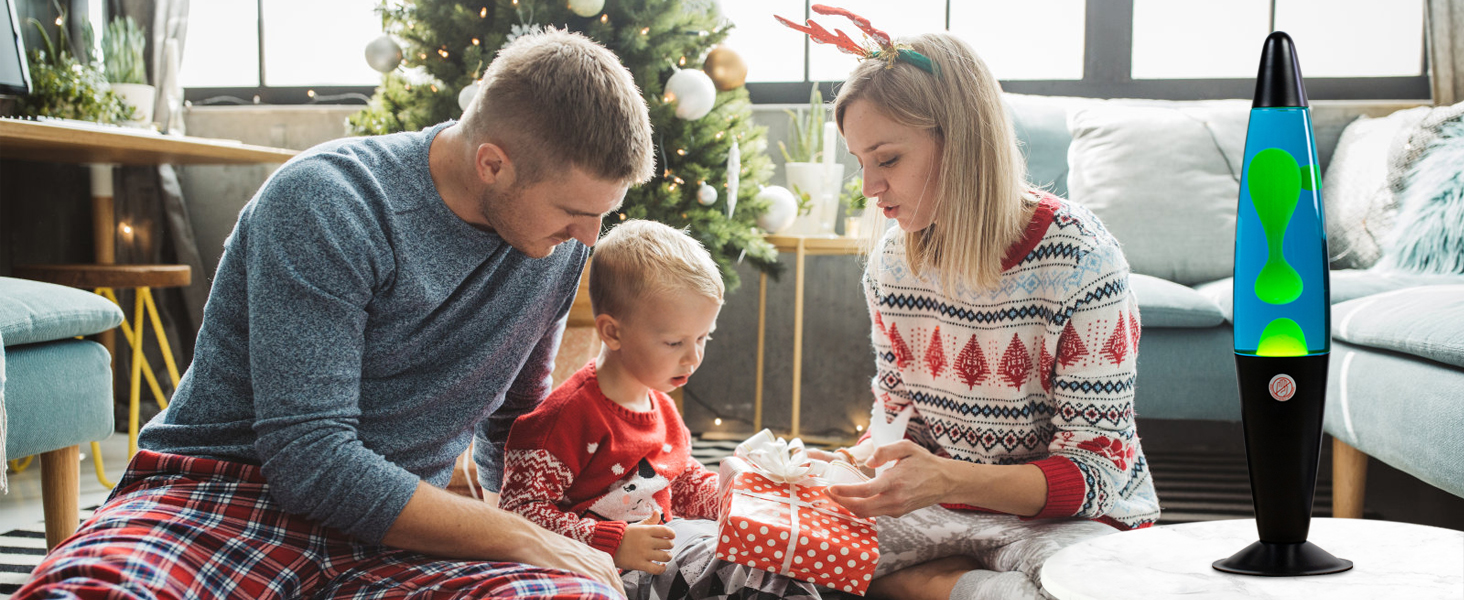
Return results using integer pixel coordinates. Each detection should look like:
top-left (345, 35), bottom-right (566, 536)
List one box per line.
top-left (1254, 31), bottom-right (1308, 108)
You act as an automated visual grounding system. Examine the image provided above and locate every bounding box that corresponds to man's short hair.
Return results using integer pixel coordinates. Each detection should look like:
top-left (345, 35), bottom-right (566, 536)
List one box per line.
top-left (590, 220), bottom-right (725, 319)
top-left (462, 29), bottom-right (654, 186)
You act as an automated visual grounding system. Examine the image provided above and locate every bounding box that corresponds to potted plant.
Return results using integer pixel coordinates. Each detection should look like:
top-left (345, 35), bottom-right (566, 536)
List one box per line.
top-left (778, 85), bottom-right (843, 235)
top-left (841, 176), bottom-right (870, 238)
top-left (14, 5), bottom-right (132, 123)
top-left (103, 16), bottom-right (153, 126)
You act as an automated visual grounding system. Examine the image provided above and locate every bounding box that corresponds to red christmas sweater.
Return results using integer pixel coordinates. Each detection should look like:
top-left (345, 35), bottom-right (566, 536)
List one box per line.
top-left (499, 362), bottom-right (721, 556)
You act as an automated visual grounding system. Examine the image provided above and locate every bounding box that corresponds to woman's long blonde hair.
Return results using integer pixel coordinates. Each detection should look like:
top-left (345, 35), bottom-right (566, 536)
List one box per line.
top-left (835, 32), bottom-right (1033, 293)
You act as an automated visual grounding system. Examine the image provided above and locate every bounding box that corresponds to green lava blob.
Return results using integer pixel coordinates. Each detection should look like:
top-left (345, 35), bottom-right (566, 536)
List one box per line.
top-left (1257, 317), bottom-right (1309, 357)
top-left (1247, 148), bottom-right (1304, 305)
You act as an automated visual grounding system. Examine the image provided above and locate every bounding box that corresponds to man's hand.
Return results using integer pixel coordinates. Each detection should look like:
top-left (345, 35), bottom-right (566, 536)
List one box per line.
top-left (514, 525), bottom-right (626, 595)
top-left (384, 481), bottom-right (625, 595)
top-left (613, 509), bottom-right (675, 574)
top-left (825, 440), bottom-right (955, 518)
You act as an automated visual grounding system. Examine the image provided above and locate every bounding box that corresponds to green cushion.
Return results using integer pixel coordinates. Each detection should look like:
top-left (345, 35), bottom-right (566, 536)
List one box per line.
top-left (3, 338), bottom-right (115, 458)
top-left (1130, 274), bottom-right (1226, 328)
top-left (0, 277), bottom-right (124, 346)
top-left (1334, 285), bottom-right (1464, 368)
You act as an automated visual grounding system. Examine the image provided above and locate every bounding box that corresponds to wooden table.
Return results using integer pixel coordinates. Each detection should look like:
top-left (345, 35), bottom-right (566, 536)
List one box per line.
top-left (754, 235), bottom-right (864, 440)
top-left (0, 118), bottom-right (297, 265)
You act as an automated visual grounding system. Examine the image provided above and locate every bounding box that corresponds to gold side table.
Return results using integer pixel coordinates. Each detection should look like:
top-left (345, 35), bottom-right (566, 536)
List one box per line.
top-left (753, 235), bottom-right (863, 441)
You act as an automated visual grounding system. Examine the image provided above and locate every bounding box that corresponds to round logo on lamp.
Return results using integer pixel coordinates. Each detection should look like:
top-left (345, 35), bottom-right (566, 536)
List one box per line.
top-left (1268, 374), bottom-right (1296, 402)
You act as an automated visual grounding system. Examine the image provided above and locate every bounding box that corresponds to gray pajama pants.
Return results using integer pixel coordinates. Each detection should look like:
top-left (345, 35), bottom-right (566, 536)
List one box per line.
top-left (873, 506), bottom-right (1119, 600)
top-left (621, 518), bottom-right (827, 600)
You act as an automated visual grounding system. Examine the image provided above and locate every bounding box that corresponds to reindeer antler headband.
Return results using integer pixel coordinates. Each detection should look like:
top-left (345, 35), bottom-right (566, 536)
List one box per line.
top-left (775, 4), bottom-right (938, 76)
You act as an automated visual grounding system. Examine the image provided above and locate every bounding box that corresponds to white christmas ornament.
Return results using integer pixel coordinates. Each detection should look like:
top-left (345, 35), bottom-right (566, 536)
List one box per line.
top-left (697, 183), bottom-right (718, 206)
top-left (568, 0), bottom-right (605, 17)
top-left (726, 141), bottom-right (740, 218)
top-left (664, 69), bottom-right (716, 120)
top-left (364, 35), bottom-right (404, 73)
top-left (755, 186), bottom-right (798, 233)
top-left (457, 80), bottom-right (479, 111)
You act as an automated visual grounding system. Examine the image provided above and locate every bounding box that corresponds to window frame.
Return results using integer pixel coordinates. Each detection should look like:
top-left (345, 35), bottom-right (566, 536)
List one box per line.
top-left (182, 0), bottom-right (1431, 106)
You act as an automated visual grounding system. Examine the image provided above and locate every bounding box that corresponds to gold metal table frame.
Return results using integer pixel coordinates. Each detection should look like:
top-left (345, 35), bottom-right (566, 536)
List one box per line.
top-left (751, 234), bottom-right (864, 443)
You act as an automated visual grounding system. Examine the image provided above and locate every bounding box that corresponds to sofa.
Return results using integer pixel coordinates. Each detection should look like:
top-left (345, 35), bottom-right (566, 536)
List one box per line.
top-left (1000, 93), bottom-right (1464, 514)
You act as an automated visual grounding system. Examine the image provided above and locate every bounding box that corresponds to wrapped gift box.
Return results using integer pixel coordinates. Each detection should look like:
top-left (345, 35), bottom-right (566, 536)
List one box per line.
top-left (715, 431), bottom-right (879, 595)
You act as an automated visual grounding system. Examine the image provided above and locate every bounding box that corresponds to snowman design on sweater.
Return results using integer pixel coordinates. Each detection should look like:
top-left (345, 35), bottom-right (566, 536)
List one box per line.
top-left (500, 362), bottom-right (722, 556)
top-left (587, 458), bottom-right (670, 521)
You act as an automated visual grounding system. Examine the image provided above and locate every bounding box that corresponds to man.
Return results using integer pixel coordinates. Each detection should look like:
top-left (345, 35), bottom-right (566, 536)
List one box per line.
top-left (19, 29), bottom-right (652, 600)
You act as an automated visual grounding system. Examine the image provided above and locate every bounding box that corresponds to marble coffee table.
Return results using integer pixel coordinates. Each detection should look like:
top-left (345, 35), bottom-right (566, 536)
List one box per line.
top-left (1041, 518), bottom-right (1462, 599)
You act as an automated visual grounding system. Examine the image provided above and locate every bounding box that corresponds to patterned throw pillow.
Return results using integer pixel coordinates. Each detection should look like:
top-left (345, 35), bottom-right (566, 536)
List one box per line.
top-left (1320, 106), bottom-right (1431, 269)
top-left (1377, 109), bottom-right (1464, 274)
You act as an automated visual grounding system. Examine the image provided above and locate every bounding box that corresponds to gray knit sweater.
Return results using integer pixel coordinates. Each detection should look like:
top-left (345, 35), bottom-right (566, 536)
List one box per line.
top-left (138, 121), bottom-right (587, 543)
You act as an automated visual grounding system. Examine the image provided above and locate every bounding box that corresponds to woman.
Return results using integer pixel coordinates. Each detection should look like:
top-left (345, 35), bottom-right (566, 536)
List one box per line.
top-left (785, 11), bottom-right (1160, 600)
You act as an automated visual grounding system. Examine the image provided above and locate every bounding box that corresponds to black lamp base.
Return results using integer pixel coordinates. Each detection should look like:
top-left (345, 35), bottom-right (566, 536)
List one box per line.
top-left (1213, 540), bottom-right (1353, 576)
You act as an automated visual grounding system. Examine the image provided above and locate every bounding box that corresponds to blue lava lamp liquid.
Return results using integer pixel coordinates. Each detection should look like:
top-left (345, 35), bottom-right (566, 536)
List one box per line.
top-left (1234, 107), bottom-right (1330, 357)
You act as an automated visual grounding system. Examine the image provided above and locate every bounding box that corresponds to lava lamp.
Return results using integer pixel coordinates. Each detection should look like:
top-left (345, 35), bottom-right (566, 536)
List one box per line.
top-left (1212, 31), bottom-right (1353, 577)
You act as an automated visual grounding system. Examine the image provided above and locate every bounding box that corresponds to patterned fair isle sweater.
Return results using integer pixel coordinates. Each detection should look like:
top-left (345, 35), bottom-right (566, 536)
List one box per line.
top-left (864, 192), bottom-right (1160, 530)
top-left (500, 362), bottom-right (722, 556)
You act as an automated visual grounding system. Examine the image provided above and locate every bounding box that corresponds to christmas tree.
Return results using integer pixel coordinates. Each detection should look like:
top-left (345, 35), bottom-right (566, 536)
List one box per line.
top-left (349, 0), bottom-right (779, 289)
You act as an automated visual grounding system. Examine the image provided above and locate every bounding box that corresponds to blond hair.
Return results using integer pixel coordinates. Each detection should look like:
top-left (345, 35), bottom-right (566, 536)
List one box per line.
top-left (590, 220), bottom-right (725, 319)
top-left (835, 32), bottom-right (1033, 292)
top-left (460, 28), bottom-right (655, 186)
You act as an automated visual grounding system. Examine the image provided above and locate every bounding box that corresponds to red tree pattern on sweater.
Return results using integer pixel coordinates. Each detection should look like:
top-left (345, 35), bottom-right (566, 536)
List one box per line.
top-left (1101, 315), bottom-right (1129, 366)
top-left (925, 326), bottom-right (947, 378)
top-left (890, 323), bottom-right (912, 369)
top-left (998, 333), bottom-right (1033, 389)
top-left (954, 335), bottom-right (989, 389)
top-left (1057, 321), bottom-right (1089, 368)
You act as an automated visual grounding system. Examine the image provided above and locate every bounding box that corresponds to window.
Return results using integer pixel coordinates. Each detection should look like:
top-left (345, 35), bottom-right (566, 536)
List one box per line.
top-left (1132, 0), bottom-right (1425, 79)
top-left (181, 0), bottom-right (380, 103)
top-left (741, 0), bottom-right (1427, 102)
top-left (180, 0), bottom-right (1429, 105)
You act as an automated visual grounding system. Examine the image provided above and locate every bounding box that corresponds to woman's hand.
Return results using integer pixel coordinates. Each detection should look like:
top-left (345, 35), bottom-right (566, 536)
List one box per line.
top-left (825, 440), bottom-right (959, 518)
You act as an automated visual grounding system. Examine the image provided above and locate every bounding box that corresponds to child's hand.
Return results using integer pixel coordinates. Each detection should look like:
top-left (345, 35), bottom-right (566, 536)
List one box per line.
top-left (613, 508), bottom-right (675, 574)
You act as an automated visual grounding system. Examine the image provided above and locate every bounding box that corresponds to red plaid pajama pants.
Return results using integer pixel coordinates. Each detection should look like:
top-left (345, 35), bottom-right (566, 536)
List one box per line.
top-left (16, 450), bottom-right (620, 600)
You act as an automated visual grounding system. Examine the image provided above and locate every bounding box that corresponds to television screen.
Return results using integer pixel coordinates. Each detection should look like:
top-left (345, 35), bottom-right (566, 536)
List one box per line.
top-left (1, 0), bottom-right (31, 96)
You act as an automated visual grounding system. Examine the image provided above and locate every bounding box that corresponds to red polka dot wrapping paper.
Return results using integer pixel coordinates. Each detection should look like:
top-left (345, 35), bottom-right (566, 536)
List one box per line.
top-left (714, 458), bottom-right (879, 595)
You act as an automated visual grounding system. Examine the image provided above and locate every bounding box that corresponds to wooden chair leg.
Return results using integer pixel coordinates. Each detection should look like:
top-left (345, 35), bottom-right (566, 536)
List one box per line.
top-left (40, 445), bottom-right (81, 550)
top-left (1333, 438), bottom-right (1368, 519)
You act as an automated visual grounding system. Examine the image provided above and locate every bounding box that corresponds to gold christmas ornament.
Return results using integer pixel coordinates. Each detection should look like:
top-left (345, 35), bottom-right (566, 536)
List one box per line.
top-left (703, 45), bottom-right (747, 91)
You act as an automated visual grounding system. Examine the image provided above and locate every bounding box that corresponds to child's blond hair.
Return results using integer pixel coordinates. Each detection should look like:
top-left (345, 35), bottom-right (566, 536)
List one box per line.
top-left (589, 220), bottom-right (724, 319)
top-left (460, 28), bottom-right (654, 186)
top-left (835, 32), bottom-right (1034, 293)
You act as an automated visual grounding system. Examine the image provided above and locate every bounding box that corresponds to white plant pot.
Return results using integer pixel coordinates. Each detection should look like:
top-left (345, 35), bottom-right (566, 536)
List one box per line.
top-left (110, 83), bottom-right (156, 126)
top-left (783, 162), bottom-right (845, 236)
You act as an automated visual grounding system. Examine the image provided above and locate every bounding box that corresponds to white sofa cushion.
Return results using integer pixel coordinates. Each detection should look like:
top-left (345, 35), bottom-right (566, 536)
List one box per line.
top-left (1066, 100), bottom-right (1250, 286)
top-left (1321, 106), bottom-right (1431, 269)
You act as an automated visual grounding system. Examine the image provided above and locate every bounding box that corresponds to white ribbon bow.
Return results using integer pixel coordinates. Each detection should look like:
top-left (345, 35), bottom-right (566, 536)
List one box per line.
top-left (736, 429), bottom-right (817, 483)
